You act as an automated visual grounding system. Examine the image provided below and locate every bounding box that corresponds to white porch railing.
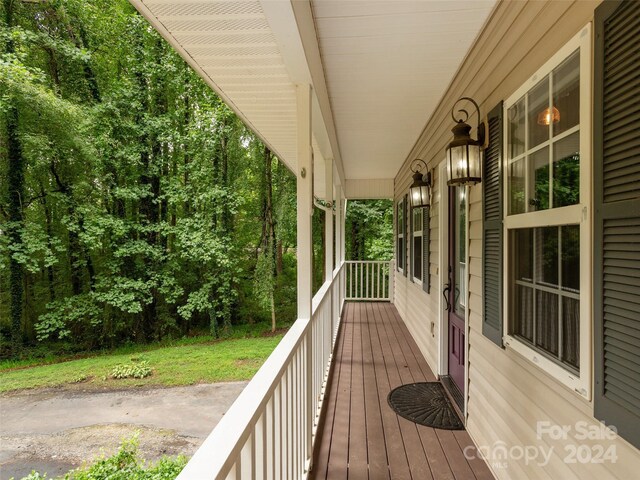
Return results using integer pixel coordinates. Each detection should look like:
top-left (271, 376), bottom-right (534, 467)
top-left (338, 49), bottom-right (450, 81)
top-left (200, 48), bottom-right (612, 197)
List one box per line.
top-left (176, 262), bottom-right (346, 480)
top-left (345, 260), bottom-right (393, 301)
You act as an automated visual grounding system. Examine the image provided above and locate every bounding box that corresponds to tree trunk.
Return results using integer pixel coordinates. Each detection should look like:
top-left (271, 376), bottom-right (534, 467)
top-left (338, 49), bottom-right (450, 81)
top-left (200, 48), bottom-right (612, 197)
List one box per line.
top-left (5, 0), bottom-right (25, 352)
top-left (271, 293), bottom-right (276, 333)
top-left (276, 241), bottom-right (283, 275)
top-left (263, 147), bottom-right (278, 332)
top-left (221, 130), bottom-right (231, 234)
top-left (40, 187), bottom-right (56, 303)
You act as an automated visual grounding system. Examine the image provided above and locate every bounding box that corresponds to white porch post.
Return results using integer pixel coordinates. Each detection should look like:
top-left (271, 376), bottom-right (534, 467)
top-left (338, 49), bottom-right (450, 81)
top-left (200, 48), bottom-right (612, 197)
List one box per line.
top-left (334, 192), bottom-right (340, 264)
top-left (296, 83), bottom-right (313, 320)
top-left (332, 184), bottom-right (342, 322)
top-left (325, 158), bottom-right (334, 283)
top-left (341, 196), bottom-right (347, 264)
top-left (340, 193), bottom-right (347, 308)
top-left (296, 84), bottom-right (314, 474)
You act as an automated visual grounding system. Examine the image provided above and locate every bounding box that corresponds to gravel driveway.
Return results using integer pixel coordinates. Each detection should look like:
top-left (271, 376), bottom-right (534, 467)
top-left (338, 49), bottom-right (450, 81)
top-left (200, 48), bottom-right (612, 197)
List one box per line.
top-left (0, 382), bottom-right (247, 479)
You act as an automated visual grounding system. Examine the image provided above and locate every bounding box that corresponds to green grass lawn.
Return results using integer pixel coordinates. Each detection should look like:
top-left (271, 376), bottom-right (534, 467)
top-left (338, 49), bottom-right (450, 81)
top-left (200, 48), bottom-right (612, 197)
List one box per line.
top-left (0, 334), bottom-right (283, 394)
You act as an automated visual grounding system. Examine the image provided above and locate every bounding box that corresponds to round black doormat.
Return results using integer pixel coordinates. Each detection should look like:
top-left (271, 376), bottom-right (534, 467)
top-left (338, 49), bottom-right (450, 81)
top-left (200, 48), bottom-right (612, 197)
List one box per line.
top-left (387, 382), bottom-right (464, 430)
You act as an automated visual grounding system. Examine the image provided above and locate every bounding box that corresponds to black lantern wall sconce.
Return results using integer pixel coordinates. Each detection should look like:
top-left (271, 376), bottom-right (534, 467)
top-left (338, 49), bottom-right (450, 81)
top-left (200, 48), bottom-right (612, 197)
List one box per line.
top-left (409, 159), bottom-right (432, 209)
top-left (446, 97), bottom-right (486, 186)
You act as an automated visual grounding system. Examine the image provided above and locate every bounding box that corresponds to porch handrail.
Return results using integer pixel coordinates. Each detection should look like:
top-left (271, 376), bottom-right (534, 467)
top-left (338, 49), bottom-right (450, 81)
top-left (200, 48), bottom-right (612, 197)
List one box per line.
top-left (176, 262), bottom-right (345, 480)
top-left (345, 260), bottom-right (393, 301)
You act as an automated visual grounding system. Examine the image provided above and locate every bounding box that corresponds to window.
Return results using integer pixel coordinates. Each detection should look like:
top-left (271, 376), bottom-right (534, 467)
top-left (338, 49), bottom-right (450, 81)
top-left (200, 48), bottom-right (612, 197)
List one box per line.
top-left (412, 207), bottom-right (423, 283)
top-left (503, 26), bottom-right (591, 397)
top-left (455, 188), bottom-right (466, 314)
top-left (397, 199), bottom-right (405, 272)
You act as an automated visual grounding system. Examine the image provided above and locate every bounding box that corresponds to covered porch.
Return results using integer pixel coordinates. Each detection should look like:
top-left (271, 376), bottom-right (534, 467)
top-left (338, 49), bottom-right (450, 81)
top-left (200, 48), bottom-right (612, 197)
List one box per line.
top-left (126, 0), bottom-right (498, 478)
top-left (175, 270), bottom-right (493, 479)
top-left (312, 302), bottom-right (492, 480)
top-left (119, 0), bottom-right (640, 478)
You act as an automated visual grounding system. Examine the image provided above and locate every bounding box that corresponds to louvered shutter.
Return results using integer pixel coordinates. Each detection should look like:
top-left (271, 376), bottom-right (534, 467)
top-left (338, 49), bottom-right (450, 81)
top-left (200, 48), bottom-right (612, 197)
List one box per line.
top-left (396, 201), bottom-right (401, 272)
top-left (409, 204), bottom-right (414, 279)
top-left (403, 195), bottom-right (408, 277)
top-left (482, 101), bottom-right (504, 347)
top-left (422, 206), bottom-right (430, 293)
top-left (594, 0), bottom-right (640, 449)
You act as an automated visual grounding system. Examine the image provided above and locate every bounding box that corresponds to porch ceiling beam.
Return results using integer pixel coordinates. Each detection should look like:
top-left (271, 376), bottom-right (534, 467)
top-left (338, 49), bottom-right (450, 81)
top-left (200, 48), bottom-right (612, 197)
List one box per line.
top-left (261, 0), bottom-right (345, 186)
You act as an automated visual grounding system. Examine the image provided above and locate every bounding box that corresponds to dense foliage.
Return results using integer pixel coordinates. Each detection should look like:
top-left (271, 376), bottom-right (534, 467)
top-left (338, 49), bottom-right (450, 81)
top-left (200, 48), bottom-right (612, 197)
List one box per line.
top-left (346, 200), bottom-right (394, 261)
top-left (0, 0), bottom-right (392, 359)
top-left (0, 0), bottom-right (298, 356)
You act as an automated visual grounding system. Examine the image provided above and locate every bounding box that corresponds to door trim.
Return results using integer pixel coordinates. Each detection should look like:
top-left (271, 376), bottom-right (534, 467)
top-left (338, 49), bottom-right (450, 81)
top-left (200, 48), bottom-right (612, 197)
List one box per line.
top-left (438, 162), bottom-right (449, 378)
top-left (437, 161), bottom-right (471, 420)
top-left (463, 183), bottom-right (470, 419)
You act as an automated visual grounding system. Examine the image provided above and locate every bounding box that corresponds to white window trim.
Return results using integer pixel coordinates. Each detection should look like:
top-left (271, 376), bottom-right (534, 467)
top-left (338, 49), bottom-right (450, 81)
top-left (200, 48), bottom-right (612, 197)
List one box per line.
top-left (412, 207), bottom-right (423, 285)
top-left (502, 24), bottom-right (592, 400)
top-left (397, 198), bottom-right (405, 273)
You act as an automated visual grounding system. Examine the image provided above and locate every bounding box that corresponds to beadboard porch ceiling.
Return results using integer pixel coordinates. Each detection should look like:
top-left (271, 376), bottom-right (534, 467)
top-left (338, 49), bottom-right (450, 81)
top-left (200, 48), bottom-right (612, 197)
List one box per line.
top-left (129, 0), bottom-right (495, 198)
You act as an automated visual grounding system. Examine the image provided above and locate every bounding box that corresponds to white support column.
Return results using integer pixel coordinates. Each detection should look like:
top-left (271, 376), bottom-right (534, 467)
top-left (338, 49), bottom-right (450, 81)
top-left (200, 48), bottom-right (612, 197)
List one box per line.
top-left (296, 84), bottom-right (313, 321)
top-left (341, 197), bottom-right (347, 264)
top-left (296, 84), bottom-right (314, 473)
top-left (324, 158), bottom-right (334, 283)
top-left (340, 194), bottom-right (347, 309)
top-left (336, 196), bottom-right (340, 266)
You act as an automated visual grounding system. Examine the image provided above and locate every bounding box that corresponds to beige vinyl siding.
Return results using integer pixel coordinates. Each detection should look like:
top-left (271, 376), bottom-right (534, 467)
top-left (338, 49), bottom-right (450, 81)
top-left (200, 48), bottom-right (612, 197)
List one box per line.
top-left (344, 178), bottom-right (394, 199)
top-left (393, 0), bottom-right (640, 478)
top-left (394, 168), bottom-right (440, 373)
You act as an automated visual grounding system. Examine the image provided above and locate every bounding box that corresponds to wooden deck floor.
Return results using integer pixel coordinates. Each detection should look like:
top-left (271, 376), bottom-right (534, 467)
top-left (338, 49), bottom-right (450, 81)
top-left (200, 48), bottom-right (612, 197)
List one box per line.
top-left (311, 302), bottom-right (494, 480)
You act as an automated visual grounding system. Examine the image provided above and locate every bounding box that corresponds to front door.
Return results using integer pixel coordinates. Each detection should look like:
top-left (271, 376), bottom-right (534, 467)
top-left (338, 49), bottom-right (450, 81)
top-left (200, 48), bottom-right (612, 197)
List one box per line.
top-left (446, 186), bottom-right (466, 394)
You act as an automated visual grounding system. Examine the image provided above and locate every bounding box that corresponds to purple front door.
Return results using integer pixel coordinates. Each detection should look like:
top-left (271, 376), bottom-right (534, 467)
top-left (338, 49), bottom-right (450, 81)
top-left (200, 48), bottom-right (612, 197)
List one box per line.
top-left (447, 186), bottom-right (467, 394)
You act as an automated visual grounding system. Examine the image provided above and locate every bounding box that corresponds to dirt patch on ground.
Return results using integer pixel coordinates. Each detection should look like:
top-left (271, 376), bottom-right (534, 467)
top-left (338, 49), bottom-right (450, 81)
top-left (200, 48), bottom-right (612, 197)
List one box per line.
top-left (233, 358), bottom-right (263, 368)
top-left (260, 327), bottom-right (289, 337)
top-left (1, 424), bottom-right (199, 479)
top-left (0, 382), bottom-right (247, 479)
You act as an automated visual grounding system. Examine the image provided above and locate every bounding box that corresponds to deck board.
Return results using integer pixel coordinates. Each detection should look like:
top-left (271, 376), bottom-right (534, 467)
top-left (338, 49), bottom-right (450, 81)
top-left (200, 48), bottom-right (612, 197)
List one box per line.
top-left (361, 304), bottom-right (391, 480)
top-left (311, 302), bottom-right (494, 480)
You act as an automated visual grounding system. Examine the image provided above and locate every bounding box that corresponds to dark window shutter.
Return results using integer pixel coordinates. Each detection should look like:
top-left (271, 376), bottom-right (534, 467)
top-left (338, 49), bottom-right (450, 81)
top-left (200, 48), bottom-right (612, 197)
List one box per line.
top-left (422, 206), bottom-right (430, 293)
top-left (403, 194), bottom-right (408, 277)
top-left (594, 0), bottom-right (640, 449)
top-left (409, 205), bottom-right (414, 279)
top-left (396, 201), bottom-right (401, 272)
top-left (482, 101), bottom-right (504, 347)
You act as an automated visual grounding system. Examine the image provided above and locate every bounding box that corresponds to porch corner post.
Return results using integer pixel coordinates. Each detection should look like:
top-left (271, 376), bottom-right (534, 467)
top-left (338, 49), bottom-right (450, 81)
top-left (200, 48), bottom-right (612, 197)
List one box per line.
top-left (334, 185), bottom-right (344, 317)
top-left (341, 196), bottom-right (347, 303)
top-left (296, 83), bottom-right (314, 472)
top-left (296, 83), bottom-right (313, 320)
top-left (334, 187), bottom-right (341, 269)
top-left (342, 196), bottom-right (347, 264)
top-left (325, 158), bottom-right (334, 284)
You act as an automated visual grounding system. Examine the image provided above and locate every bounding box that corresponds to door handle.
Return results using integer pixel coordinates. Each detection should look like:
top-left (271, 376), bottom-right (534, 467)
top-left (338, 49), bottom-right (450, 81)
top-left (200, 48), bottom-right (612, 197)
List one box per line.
top-left (443, 283), bottom-right (451, 312)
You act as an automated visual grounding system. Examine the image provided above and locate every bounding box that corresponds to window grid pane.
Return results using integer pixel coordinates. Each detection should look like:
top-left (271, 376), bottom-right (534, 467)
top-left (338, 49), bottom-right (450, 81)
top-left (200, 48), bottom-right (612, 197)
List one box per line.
top-left (507, 49), bottom-right (580, 216)
top-left (509, 227), bottom-right (580, 372)
top-left (413, 236), bottom-right (422, 280)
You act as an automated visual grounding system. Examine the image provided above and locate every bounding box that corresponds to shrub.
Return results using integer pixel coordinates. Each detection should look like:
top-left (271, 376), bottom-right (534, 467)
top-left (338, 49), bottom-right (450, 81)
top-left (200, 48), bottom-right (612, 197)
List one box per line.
top-left (111, 360), bottom-right (152, 379)
top-left (17, 436), bottom-right (187, 480)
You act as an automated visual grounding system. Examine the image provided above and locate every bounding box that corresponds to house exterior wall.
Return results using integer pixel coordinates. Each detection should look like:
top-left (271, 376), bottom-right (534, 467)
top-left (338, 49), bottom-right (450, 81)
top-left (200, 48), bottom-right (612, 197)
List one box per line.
top-left (394, 166), bottom-right (441, 372)
top-left (344, 178), bottom-right (394, 199)
top-left (393, 1), bottom-right (640, 478)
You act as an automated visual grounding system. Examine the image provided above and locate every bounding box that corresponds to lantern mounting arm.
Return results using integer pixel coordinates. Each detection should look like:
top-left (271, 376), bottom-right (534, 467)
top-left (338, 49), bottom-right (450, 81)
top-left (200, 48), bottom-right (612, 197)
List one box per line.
top-left (451, 97), bottom-right (486, 146)
top-left (410, 158), bottom-right (427, 174)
